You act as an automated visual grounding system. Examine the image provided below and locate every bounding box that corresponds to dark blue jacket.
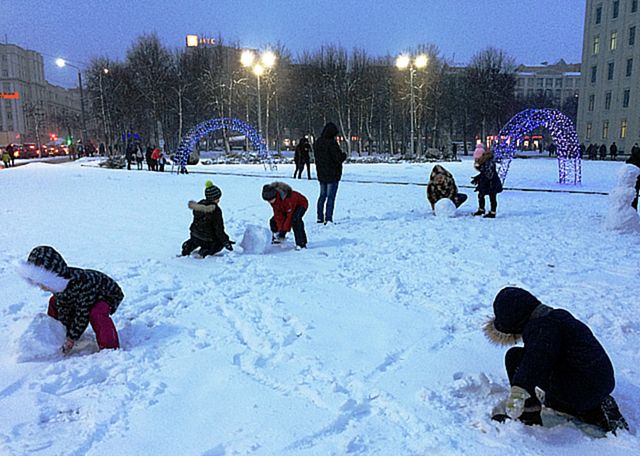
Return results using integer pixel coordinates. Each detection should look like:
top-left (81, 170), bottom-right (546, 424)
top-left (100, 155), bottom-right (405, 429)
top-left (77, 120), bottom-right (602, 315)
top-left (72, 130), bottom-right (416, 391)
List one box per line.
top-left (514, 308), bottom-right (614, 411)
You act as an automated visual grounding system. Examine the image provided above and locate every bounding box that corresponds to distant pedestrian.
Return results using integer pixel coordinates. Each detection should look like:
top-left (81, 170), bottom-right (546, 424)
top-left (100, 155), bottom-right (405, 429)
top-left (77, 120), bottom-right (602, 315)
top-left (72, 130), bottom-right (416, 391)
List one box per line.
top-left (158, 151), bottom-right (167, 172)
top-left (599, 144), bottom-right (607, 160)
top-left (293, 137), bottom-right (312, 179)
top-left (579, 143), bottom-right (586, 158)
top-left (547, 142), bottom-right (557, 157)
top-left (627, 147), bottom-right (640, 211)
top-left (610, 142), bottom-right (618, 161)
top-left (151, 147), bottom-right (162, 171)
top-left (451, 143), bottom-right (458, 160)
top-left (99, 142), bottom-right (106, 156)
top-left (146, 146), bottom-right (154, 171)
top-left (135, 144), bottom-right (144, 170)
top-left (314, 122), bottom-right (347, 224)
top-left (2, 148), bottom-right (10, 168)
top-left (6, 143), bottom-right (15, 166)
top-left (125, 143), bottom-right (135, 170)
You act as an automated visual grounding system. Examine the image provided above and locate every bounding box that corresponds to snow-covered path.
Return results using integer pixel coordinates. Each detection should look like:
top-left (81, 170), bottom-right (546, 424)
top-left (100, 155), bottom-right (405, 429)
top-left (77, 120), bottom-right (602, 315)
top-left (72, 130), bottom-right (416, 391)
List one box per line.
top-left (1, 158), bottom-right (638, 455)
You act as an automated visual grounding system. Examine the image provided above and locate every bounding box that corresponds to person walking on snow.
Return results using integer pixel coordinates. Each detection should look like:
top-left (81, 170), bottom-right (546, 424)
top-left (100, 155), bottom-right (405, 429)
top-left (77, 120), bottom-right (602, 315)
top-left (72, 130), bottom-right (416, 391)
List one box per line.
top-left (181, 181), bottom-right (234, 258)
top-left (2, 148), bottom-right (10, 168)
top-left (471, 143), bottom-right (503, 218)
top-left (426, 164), bottom-right (467, 211)
top-left (262, 181), bottom-right (308, 249)
top-left (17, 246), bottom-right (123, 354)
top-left (294, 136), bottom-right (312, 179)
top-left (486, 287), bottom-right (628, 434)
top-left (314, 122), bottom-right (347, 224)
top-left (627, 147), bottom-right (640, 210)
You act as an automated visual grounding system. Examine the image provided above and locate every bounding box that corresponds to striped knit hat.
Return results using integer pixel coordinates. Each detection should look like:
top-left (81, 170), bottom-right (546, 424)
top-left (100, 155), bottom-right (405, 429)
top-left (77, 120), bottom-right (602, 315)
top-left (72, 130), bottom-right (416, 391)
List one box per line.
top-left (204, 180), bottom-right (222, 201)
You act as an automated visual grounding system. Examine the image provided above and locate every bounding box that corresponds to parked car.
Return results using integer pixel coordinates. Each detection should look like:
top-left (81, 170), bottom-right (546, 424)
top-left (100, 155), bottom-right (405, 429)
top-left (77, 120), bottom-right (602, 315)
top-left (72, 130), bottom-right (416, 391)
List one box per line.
top-left (20, 143), bottom-right (40, 159)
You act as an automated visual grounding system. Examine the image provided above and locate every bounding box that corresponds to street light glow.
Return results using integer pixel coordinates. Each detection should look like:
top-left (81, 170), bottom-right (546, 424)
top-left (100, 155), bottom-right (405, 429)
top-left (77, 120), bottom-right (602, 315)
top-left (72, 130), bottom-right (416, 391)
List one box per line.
top-left (395, 55), bottom-right (410, 70)
top-left (253, 64), bottom-right (264, 76)
top-left (55, 58), bottom-right (66, 68)
top-left (415, 54), bottom-right (428, 69)
top-left (241, 50), bottom-right (255, 68)
top-left (103, 68), bottom-right (109, 74)
top-left (261, 51), bottom-right (276, 69)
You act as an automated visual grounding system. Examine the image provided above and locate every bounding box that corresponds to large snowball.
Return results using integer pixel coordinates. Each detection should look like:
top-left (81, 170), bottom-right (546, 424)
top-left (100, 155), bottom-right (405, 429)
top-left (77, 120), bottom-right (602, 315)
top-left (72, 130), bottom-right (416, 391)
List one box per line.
top-left (14, 313), bottom-right (66, 362)
top-left (240, 224), bottom-right (273, 254)
top-left (434, 198), bottom-right (457, 217)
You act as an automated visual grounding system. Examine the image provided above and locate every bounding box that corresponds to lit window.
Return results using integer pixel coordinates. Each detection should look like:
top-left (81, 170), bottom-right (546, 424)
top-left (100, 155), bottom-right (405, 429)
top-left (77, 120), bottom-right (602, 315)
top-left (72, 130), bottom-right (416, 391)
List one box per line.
top-left (602, 120), bottom-right (609, 139)
top-left (621, 120), bottom-right (628, 138)
top-left (586, 123), bottom-right (593, 139)
top-left (593, 35), bottom-right (600, 54)
top-left (611, 31), bottom-right (618, 50)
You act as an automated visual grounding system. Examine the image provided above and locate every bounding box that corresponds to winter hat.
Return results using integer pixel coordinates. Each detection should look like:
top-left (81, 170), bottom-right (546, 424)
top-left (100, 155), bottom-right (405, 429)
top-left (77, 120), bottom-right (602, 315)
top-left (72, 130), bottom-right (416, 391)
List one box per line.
top-left (204, 180), bottom-right (222, 201)
top-left (16, 245), bottom-right (70, 292)
top-left (262, 184), bottom-right (277, 201)
top-left (473, 143), bottom-right (486, 160)
top-left (483, 287), bottom-right (543, 346)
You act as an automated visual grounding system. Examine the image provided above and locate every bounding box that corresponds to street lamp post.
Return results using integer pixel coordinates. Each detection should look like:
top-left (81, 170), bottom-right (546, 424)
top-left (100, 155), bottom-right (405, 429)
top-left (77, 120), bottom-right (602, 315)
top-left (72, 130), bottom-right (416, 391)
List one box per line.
top-left (241, 49), bottom-right (276, 148)
top-left (99, 68), bottom-right (109, 151)
top-left (396, 53), bottom-right (428, 157)
top-left (56, 58), bottom-right (88, 148)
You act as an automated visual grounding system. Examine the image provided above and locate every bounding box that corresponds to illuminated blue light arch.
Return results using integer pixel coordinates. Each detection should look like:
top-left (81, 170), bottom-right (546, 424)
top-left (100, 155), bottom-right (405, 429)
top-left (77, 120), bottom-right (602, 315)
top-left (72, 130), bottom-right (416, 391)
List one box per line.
top-left (175, 118), bottom-right (268, 171)
top-left (493, 108), bottom-right (581, 185)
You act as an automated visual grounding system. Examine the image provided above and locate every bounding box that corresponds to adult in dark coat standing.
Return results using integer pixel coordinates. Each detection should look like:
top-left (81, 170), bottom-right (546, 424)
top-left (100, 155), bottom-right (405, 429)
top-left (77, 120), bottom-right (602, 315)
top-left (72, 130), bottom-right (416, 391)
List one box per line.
top-left (293, 137), bottom-right (312, 179)
top-left (314, 122), bottom-right (347, 224)
top-left (181, 181), bottom-right (234, 258)
top-left (599, 143), bottom-right (607, 160)
top-left (485, 287), bottom-right (628, 433)
top-left (610, 142), bottom-right (618, 161)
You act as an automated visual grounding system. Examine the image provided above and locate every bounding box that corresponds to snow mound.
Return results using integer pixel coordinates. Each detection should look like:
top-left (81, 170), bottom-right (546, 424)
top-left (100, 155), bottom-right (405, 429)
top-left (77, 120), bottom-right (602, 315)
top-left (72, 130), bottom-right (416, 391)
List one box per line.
top-left (240, 224), bottom-right (272, 254)
top-left (14, 313), bottom-right (66, 362)
top-left (434, 198), bottom-right (457, 217)
top-left (605, 164), bottom-right (640, 232)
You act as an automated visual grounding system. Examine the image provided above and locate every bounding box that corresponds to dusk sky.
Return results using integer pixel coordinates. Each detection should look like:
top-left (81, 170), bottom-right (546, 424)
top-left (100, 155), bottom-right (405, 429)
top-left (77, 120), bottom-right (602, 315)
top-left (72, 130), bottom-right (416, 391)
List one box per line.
top-left (4, 0), bottom-right (586, 88)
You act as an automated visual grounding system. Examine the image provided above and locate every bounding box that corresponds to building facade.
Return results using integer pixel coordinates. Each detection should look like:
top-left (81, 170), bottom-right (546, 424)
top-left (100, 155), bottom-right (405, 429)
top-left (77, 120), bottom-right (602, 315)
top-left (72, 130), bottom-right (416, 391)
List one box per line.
top-left (0, 43), bottom-right (81, 146)
top-left (514, 60), bottom-right (581, 111)
top-left (578, 0), bottom-right (640, 155)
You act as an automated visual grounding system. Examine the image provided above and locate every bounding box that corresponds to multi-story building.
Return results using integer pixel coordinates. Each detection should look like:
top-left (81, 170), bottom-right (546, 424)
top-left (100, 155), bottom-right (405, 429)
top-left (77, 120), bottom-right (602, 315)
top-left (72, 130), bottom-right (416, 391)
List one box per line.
top-left (0, 42), bottom-right (81, 146)
top-left (578, 0), bottom-right (640, 155)
top-left (514, 60), bottom-right (581, 111)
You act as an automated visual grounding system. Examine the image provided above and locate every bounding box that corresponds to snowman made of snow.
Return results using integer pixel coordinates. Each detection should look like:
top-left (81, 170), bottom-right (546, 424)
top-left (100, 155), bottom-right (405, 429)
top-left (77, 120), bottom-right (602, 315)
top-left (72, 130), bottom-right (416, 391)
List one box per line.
top-left (605, 163), bottom-right (640, 232)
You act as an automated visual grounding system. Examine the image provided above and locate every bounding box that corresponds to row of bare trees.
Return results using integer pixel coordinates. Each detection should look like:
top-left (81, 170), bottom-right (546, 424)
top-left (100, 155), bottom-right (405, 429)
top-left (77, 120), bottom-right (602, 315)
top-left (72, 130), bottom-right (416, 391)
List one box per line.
top-left (82, 33), bottom-right (530, 157)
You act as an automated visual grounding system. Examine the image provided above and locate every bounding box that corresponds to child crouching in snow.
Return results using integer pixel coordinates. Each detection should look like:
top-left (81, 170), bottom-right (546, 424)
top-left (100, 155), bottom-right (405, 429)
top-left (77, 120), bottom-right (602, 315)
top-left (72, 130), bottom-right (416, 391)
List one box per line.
top-left (426, 164), bottom-right (467, 211)
top-left (485, 287), bottom-right (628, 434)
top-left (471, 143), bottom-right (503, 218)
top-left (18, 246), bottom-right (123, 354)
top-left (262, 181), bottom-right (308, 249)
top-left (182, 180), bottom-right (235, 258)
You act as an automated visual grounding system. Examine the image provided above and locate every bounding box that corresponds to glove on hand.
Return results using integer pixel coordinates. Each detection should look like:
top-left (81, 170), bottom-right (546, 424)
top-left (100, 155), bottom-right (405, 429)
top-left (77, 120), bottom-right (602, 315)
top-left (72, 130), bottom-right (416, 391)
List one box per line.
top-left (61, 338), bottom-right (75, 355)
top-left (224, 240), bottom-right (235, 251)
top-left (505, 386), bottom-right (531, 420)
top-left (470, 174), bottom-right (480, 185)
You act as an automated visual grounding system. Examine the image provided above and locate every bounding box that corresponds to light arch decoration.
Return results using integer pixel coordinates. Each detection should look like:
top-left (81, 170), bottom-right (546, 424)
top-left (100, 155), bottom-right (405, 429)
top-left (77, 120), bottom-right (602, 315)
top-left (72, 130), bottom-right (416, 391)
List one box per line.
top-left (492, 108), bottom-right (581, 185)
top-left (175, 117), bottom-right (268, 171)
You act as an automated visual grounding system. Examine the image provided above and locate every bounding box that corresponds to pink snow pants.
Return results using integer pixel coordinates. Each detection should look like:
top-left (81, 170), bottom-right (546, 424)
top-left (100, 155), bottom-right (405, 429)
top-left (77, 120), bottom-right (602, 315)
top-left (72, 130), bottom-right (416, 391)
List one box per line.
top-left (48, 296), bottom-right (120, 349)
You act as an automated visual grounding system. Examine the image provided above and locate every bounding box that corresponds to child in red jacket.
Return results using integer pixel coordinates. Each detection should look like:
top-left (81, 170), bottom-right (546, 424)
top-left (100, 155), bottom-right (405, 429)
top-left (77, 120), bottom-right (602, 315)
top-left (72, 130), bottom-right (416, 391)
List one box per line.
top-left (262, 181), bottom-right (308, 249)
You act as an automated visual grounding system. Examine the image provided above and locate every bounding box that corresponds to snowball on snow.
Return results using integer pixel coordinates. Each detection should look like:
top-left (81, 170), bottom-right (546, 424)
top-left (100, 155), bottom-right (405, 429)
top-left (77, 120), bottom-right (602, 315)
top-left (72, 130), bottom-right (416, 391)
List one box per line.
top-left (605, 164), bottom-right (640, 232)
top-left (239, 224), bottom-right (273, 254)
top-left (14, 313), bottom-right (66, 362)
top-left (434, 198), bottom-right (457, 217)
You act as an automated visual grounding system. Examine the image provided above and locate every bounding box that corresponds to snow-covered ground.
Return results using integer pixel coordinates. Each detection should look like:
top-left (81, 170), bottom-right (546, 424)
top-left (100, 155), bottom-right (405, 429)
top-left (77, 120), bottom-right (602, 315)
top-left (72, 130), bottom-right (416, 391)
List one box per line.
top-left (0, 157), bottom-right (638, 455)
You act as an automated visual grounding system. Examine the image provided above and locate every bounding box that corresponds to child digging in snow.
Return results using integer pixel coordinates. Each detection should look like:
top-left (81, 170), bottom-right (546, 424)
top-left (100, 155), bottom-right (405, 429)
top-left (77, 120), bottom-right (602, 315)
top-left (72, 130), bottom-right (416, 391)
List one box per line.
top-left (18, 246), bottom-right (123, 354)
top-left (181, 180), bottom-right (235, 258)
top-left (262, 181), bottom-right (308, 250)
top-left (472, 143), bottom-right (503, 218)
top-left (485, 287), bottom-right (628, 434)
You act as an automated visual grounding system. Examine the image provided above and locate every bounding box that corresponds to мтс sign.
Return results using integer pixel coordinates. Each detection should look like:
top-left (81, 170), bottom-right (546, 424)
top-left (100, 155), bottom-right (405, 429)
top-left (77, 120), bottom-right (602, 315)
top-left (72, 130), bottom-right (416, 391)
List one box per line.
top-left (0, 92), bottom-right (19, 99)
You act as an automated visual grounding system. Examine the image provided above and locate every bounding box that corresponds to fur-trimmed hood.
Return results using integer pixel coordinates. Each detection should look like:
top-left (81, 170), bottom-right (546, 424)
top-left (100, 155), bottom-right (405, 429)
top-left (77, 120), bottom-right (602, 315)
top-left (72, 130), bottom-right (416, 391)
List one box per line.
top-left (475, 150), bottom-right (494, 167)
top-left (270, 181), bottom-right (292, 199)
top-left (483, 287), bottom-right (552, 346)
top-left (188, 200), bottom-right (217, 213)
top-left (16, 245), bottom-right (70, 293)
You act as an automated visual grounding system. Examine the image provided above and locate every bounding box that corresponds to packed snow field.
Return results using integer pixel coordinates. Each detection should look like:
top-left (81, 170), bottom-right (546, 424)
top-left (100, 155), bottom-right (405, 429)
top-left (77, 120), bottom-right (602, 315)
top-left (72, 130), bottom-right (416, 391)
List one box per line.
top-left (1, 157), bottom-right (638, 455)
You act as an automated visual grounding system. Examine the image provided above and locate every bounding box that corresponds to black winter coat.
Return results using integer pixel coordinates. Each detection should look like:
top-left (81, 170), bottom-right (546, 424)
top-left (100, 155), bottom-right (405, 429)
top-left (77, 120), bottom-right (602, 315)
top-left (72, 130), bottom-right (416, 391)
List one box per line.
top-left (188, 199), bottom-right (230, 244)
top-left (474, 153), bottom-right (503, 196)
top-left (294, 143), bottom-right (311, 165)
top-left (514, 308), bottom-right (615, 411)
top-left (314, 123), bottom-right (347, 183)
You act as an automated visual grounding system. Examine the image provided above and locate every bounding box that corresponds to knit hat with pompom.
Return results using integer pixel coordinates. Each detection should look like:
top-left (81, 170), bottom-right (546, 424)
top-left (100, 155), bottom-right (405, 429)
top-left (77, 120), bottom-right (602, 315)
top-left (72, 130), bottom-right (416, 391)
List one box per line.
top-left (204, 180), bottom-right (222, 201)
top-left (473, 143), bottom-right (486, 160)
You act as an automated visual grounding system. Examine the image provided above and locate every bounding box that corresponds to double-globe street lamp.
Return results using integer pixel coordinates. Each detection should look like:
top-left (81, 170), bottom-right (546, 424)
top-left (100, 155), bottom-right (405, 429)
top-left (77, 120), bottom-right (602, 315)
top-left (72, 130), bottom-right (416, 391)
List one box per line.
top-left (55, 58), bottom-right (88, 148)
top-left (396, 53), bottom-right (428, 157)
top-left (241, 50), bottom-right (276, 148)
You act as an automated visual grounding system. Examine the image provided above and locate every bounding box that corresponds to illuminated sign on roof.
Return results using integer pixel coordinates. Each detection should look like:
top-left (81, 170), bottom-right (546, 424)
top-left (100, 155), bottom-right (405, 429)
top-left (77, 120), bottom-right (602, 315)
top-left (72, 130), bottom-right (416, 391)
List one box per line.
top-left (0, 92), bottom-right (19, 99)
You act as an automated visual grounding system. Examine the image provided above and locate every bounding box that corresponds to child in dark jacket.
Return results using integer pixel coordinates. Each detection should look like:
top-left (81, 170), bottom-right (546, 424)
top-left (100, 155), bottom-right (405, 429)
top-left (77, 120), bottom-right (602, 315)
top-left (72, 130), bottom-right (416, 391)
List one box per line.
top-left (262, 181), bottom-right (308, 249)
top-left (472, 143), bottom-right (503, 218)
top-left (181, 180), bottom-right (234, 258)
top-left (485, 287), bottom-right (628, 434)
top-left (18, 245), bottom-right (124, 354)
